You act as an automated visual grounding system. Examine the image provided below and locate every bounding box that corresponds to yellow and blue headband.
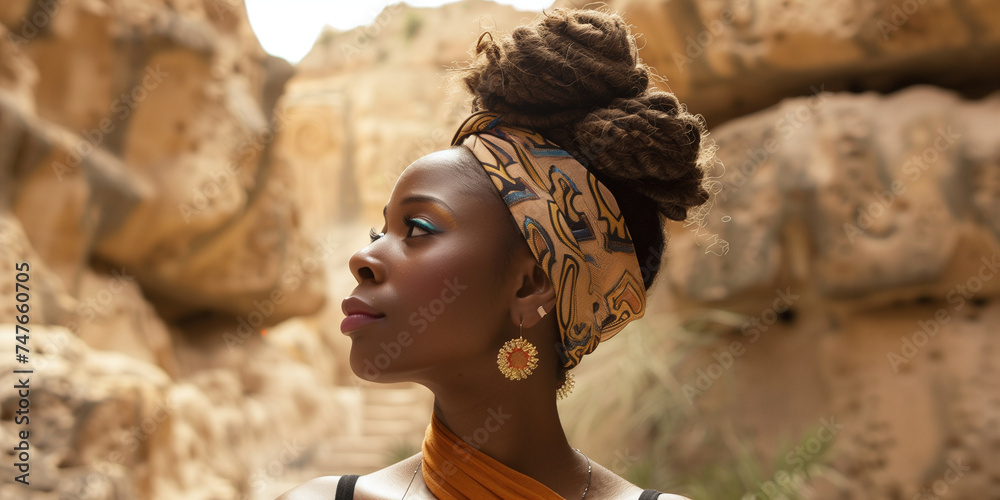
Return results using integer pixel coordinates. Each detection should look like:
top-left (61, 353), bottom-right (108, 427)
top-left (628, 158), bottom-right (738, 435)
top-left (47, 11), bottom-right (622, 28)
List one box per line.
top-left (452, 112), bottom-right (647, 369)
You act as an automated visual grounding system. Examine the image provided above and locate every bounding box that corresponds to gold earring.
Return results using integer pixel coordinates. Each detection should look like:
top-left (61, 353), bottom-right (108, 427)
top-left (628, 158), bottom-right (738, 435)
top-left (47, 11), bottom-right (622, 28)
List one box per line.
top-left (556, 371), bottom-right (575, 400)
top-left (497, 320), bottom-right (538, 381)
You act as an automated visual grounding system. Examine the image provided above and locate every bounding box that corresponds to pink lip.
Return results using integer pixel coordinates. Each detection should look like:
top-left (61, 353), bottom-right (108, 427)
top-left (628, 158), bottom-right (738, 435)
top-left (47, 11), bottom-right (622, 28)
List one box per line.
top-left (341, 313), bottom-right (385, 334)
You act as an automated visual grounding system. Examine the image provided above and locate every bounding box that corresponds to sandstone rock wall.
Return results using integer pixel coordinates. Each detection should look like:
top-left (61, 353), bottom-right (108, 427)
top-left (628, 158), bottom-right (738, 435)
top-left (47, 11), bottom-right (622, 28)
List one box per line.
top-left (559, 0), bottom-right (1000, 126)
top-left (567, 86), bottom-right (1000, 499)
top-left (0, 0), bottom-right (348, 498)
top-left (544, 2), bottom-right (1000, 498)
top-left (285, 0), bottom-right (1000, 497)
top-left (1, 0), bottom-right (999, 498)
top-left (283, 0), bottom-right (540, 222)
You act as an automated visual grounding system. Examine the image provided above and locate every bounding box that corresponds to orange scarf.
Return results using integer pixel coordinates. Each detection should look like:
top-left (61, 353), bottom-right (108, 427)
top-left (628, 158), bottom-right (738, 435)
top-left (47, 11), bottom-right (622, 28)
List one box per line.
top-left (421, 413), bottom-right (563, 499)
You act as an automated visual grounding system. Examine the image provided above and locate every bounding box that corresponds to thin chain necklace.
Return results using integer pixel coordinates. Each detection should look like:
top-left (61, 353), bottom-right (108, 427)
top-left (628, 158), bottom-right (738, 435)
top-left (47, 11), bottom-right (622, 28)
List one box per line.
top-left (576, 448), bottom-right (593, 499)
top-left (400, 449), bottom-right (592, 499)
top-left (400, 460), bottom-right (420, 499)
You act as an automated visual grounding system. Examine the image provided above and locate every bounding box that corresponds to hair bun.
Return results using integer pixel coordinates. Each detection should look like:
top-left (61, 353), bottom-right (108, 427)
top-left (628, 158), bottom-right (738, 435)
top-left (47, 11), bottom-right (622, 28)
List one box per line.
top-left (571, 92), bottom-right (710, 221)
top-left (460, 8), bottom-right (712, 225)
top-left (463, 8), bottom-right (648, 128)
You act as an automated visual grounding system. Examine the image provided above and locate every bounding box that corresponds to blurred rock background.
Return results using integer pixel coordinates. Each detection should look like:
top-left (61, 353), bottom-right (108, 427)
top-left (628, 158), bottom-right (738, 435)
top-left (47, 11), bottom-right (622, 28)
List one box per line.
top-left (0, 0), bottom-right (998, 499)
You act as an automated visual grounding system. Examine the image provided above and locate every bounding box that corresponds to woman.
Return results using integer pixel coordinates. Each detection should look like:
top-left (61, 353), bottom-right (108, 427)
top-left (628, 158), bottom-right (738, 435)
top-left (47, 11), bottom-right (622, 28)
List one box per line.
top-left (279, 7), bottom-right (711, 499)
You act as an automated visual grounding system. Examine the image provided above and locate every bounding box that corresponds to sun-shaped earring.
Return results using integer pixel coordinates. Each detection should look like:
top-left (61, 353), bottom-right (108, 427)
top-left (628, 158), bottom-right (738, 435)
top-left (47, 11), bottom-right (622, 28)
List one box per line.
top-left (497, 321), bottom-right (539, 381)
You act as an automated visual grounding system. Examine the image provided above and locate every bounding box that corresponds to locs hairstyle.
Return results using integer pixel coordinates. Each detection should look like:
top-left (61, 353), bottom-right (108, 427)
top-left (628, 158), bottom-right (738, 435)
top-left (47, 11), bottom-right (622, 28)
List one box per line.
top-left (458, 8), bottom-right (713, 289)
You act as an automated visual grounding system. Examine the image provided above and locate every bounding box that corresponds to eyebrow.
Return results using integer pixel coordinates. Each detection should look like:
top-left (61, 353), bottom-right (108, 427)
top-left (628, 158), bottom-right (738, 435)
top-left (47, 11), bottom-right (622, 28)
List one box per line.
top-left (383, 195), bottom-right (456, 218)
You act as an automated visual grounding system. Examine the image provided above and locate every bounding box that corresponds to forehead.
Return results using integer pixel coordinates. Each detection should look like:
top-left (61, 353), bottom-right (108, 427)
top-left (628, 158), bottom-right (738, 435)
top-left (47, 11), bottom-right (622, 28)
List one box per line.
top-left (388, 148), bottom-right (496, 211)
top-left (396, 148), bottom-right (473, 185)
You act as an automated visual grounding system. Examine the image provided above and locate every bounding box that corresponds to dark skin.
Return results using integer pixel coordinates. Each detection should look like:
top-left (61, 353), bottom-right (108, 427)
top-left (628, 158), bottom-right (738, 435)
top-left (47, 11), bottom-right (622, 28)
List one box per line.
top-left (278, 147), bottom-right (689, 500)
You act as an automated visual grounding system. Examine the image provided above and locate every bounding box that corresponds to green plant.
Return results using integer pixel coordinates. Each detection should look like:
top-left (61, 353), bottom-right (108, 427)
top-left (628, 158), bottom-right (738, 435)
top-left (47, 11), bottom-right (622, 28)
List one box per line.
top-left (384, 437), bottom-right (420, 465)
top-left (404, 13), bottom-right (423, 41)
top-left (562, 308), bottom-right (837, 500)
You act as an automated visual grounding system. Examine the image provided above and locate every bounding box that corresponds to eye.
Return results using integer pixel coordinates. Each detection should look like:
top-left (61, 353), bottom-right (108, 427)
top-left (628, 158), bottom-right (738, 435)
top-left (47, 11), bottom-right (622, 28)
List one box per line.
top-left (404, 217), bottom-right (438, 237)
top-left (369, 227), bottom-right (384, 242)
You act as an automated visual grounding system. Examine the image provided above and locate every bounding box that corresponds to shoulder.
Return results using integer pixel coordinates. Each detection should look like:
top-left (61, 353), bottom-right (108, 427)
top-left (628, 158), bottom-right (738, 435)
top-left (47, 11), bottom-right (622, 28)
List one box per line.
top-left (274, 476), bottom-right (344, 499)
top-left (355, 453), bottom-right (424, 498)
top-left (589, 460), bottom-right (692, 500)
top-left (275, 453), bottom-right (423, 500)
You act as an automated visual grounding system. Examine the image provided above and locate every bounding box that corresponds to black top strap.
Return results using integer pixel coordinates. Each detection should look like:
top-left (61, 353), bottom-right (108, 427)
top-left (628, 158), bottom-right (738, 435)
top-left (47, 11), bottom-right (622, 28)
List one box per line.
top-left (335, 475), bottom-right (359, 500)
top-left (332, 474), bottom-right (660, 499)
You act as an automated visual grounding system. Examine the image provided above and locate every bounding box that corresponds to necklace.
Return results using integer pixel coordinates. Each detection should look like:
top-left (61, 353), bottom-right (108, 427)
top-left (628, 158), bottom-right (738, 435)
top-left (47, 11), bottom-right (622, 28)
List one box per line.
top-left (400, 460), bottom-right (420, 499)
top-left (403, 450), bottom-right (592, 499)
top-left (576, 448), bottom-right (592, 499)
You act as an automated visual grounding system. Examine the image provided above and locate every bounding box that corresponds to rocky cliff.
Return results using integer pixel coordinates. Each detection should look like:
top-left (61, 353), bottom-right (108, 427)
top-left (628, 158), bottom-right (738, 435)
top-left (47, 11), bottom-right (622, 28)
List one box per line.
top-left (1, 0), bottom-right (999, 498)
top-left (0, 0), bottom-right (346, 498)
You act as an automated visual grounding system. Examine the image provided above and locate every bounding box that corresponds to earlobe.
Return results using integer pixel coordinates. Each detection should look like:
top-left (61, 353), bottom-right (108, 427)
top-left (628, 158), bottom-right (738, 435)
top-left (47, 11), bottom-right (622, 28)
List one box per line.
top-left (510, 261), bottom-right (557, 329)
top-left (536, 294), bottom-right (557, 319)
top-left (517, 288), bottom-right (557, 330)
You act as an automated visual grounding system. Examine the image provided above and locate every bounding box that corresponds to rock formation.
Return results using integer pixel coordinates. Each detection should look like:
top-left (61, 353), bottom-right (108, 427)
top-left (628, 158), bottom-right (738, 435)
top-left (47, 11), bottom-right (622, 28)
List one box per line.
top-left (0, 1), bottom-right (343, 498)
top-left (563, 85), bottom-right (1000, 499)
top-left (1, 0), bottom-right (998, 498)
top-left (559, 0), bottom-right (1000, 126)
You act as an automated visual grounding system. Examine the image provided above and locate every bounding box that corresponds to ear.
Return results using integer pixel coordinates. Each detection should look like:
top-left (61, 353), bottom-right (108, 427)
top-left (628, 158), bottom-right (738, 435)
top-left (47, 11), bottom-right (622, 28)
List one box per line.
top-left (510, 261), bottom-right (557, 330)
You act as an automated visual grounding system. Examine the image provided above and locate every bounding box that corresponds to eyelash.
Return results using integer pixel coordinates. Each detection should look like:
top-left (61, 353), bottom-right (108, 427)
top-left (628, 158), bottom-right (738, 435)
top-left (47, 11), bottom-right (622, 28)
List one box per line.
top-left (369, 217), bottom-right (437, 242)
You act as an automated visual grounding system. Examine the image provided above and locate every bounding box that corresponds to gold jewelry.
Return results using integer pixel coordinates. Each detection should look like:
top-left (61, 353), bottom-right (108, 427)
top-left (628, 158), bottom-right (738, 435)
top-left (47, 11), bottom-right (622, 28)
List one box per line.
top-left (497, 321), bottom-right (538, 380)
top-left (556, 371), bottom-right (576, 400)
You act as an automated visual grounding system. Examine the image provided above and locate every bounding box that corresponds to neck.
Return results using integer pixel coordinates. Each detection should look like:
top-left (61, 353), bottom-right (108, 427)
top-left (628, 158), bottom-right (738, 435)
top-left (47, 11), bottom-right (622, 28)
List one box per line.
top-left (420, 370), bottom-right (588, 497)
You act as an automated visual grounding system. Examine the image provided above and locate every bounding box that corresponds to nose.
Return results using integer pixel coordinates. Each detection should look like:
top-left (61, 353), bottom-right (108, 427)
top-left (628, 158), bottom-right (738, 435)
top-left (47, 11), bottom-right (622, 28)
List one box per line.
top-left (348, 240), bottom-right (387, 285)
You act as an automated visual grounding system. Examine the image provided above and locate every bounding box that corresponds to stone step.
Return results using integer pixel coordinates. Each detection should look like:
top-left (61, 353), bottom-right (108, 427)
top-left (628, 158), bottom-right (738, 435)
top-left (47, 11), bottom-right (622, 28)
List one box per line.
top-left (361, 418), bottom-right (426, 437)
top-left (299, 383), bottom-right (431, 482)
top-left (322, 434), bottom-right (405, 449)
top-left (320, 450), bottom-right (390, 471)
top-left (362, 385), bottom-right (427, 404)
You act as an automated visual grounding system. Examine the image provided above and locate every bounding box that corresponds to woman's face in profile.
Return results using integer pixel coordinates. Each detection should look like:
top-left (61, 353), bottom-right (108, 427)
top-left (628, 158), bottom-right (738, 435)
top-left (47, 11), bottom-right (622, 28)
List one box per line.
top-left (344, 148), bottom-right (516, 383)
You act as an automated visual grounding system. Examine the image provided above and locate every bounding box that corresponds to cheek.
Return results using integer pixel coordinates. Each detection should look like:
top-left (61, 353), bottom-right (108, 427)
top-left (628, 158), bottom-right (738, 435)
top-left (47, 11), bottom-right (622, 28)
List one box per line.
top-left (346, 232), bottom-right (512, 381)
top-left (397, 245), bottom-right (505, 348)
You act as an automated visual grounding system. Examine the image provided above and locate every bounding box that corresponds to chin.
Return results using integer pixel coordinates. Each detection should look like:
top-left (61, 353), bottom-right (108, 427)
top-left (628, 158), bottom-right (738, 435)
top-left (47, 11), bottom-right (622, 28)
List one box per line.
top-left (347, 324), bottom-right (421, 382)
top-left (349, 347), bottom-right (408, 383)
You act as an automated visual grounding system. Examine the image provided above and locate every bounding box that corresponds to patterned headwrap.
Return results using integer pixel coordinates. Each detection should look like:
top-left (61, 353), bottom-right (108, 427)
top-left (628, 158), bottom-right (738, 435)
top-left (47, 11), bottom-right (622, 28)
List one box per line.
top-left (452, 112), bottom-right (647, 369)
